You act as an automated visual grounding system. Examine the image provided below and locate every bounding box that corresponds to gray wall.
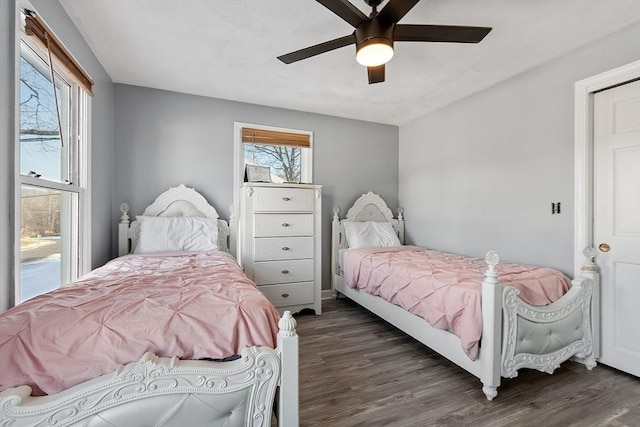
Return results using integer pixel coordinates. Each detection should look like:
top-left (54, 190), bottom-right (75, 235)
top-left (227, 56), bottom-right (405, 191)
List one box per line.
top-left (114, 85), bottom-right (399, 290)
top-left (0, 0), bottom-right (115, 310)
top-left (399, 23), bottom-right (640, 276)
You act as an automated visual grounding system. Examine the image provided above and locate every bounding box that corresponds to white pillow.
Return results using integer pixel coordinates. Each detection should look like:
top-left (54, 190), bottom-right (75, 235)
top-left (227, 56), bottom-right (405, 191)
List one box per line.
top-left (134, 216), bottom-right (219, 254)
top-left (343, 221), bottom-right (401, 249)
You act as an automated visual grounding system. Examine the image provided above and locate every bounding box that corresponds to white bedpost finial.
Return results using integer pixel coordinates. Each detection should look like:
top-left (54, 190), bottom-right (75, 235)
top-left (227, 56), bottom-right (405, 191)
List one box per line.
top-left (119, 203), bottom-right (130, 224)
top-left (484, 251), bottom-right (500, 285)
top-left (581, 246), bottom-right (599, 272)
top-left (278, 311), bottom-right (297, 337)
top-left (397, 207), bottom-right (404, 221)
top-left (277, 310), bottom-right (299, 425)
top-left (332, 206), bottom-right (340, 221)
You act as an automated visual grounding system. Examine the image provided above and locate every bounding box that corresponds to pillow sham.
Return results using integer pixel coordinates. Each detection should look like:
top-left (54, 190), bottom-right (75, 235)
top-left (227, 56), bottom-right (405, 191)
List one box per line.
top-left (134, 216), bottom-right (219, 254)
top-left (343, 220), bottom-right (401, 249)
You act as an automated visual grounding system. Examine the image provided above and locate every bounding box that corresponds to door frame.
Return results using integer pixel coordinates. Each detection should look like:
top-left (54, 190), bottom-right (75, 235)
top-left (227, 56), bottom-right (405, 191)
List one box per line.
top-left (574, 60), bottom-right (639, 276)
top-left (575, 60), bottom-right (639, 360)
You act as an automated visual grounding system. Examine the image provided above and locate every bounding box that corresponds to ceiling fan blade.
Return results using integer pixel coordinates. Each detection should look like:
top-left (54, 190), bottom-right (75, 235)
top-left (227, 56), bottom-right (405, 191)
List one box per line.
top-left (316, 0), bottom-right (368, 27)
top-left (395, 24), bottom-right (492, 43)
top-left (367, 65), bottom-right (385, 84)
top-left (378, 0), bottom-right (421, 25)
top-left (278, 34), bottom-right (355, 64)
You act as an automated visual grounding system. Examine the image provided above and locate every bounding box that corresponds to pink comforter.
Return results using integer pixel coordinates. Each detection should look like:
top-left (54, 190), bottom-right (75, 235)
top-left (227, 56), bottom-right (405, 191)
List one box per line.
top-left (0, 251), bottom-right (280, 395)
top-left (344, 246), bottom-right (571, 360)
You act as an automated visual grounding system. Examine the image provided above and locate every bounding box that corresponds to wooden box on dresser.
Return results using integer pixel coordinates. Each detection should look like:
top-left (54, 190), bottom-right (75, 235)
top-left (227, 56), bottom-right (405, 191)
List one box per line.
top-left (239, 183), bottom-right (322, 315)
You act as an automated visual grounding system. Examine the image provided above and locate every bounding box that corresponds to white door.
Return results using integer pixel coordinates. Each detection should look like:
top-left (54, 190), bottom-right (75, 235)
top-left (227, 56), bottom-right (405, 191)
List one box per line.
top-left (593, 79), bottom-right (640, 376)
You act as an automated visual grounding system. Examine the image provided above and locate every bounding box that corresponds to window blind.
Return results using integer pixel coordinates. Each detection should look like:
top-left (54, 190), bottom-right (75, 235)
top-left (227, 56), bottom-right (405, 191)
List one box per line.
top-left (24, 11), bottom-right (94, 95)
top-left (242, 128), bottom-right (310, 148)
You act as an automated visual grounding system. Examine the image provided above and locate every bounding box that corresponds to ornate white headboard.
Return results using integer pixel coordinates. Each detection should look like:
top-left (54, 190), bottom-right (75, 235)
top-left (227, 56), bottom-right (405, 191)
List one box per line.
top-left (330, 191), bottom-right (405, 280)
top-left (332, 191), bottom-right (404, 249)
top-left (118, 185), bottom-right (232, 256)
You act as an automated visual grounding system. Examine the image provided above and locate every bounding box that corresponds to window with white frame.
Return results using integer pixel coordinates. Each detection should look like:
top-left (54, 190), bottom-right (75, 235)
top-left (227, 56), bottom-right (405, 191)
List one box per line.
top-left (235, 123), bottom-right (312, 186)
top-left (16, 7), bottom-right (91, 303)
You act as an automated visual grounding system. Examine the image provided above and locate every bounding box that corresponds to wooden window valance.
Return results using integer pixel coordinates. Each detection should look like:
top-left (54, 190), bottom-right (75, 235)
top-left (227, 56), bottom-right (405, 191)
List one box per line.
top-left (24, 10), bottom-right (94, 95)
top-left (242, 128), bottom-right (310, 148)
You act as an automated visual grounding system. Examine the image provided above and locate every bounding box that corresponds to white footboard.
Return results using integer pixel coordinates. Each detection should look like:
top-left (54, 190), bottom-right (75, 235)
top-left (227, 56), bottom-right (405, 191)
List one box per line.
top-left (481, 250), bottom-right (598, 400)
top-left (500, 276), bottom-right (596, 378)
top-left (0, 312), bottom-right (299, 427)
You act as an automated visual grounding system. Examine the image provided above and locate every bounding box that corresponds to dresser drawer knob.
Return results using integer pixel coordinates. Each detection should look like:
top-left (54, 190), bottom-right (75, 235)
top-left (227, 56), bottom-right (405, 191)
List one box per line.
top-left (282, 246), bottom-right (290, 251)
top-left (281, 223), bottom-right (290, 227)
top-left (282, 270), bottom-right (290, 274)
top-left (282, 197), bottom-right (291, 201)
top-left (282, 293), bottom-right (290, 298)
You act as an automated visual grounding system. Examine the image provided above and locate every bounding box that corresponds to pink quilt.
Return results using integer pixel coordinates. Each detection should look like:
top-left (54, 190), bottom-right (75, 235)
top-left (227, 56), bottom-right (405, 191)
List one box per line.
top-left (0, 251), bottom-right (280, 396)
top-left (344, 246), bottom-right (571, 360)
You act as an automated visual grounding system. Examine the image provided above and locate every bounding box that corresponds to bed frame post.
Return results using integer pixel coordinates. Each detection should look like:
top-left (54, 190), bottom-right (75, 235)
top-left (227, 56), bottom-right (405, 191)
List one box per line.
top-left (397, 207), bottom-right (405, 244)
top-left (277, 311), bottom-right (299, 427)
top-left (229, 204), bottom-right (238, 259)
top-left (331, 207), bottom-right (341, 298)
top-left (480, 251), bottom-right (503, 401)
top-left (578, 246), bottom-right (600, 361)
top-left (118, 203), bottom-right (130, 256)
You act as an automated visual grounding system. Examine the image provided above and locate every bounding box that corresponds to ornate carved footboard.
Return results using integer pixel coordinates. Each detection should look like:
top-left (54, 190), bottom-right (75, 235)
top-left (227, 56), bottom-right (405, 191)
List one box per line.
top-left (501, 278), bottom-right (596, 377)
top-left (0, 314), bottom-right (298, 427)
top-left (480, 250), bottom-right (598, 401)
top-left (492, 252), bottom-right (598, 380)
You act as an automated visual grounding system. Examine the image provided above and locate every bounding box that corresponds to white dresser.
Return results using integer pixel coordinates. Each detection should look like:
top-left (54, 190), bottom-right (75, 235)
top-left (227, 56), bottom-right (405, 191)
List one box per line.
top-left (239, 183), bottom-right (322, 314)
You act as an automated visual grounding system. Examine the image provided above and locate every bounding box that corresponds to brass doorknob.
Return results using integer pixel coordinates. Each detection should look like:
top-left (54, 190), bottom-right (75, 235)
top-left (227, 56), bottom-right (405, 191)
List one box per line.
top-left (598, 243), bottom-right (611, 252)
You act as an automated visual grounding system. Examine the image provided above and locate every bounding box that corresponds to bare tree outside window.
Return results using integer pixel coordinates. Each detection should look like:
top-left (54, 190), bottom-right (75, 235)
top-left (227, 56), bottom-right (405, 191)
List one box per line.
top-left (21, 187), bottom-right (61, 237)
top-left (20, 57), bottom-right (61, 148)
top-left (20, 54), bottom-right (69, 181)
top-left (244, 143), bottom-right (301, 183)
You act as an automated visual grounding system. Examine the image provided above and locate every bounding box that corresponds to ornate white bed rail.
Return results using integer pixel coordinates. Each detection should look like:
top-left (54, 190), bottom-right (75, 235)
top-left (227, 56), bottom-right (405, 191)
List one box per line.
top-left (0, 313), bottom-right (298, 427)
top-left (331, 192), bottom-right (598, 401)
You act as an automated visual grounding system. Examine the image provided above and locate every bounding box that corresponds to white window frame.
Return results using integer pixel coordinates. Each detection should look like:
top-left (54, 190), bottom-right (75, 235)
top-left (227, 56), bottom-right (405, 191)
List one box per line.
top-left (233, 121), bottom-right (313, 212)
top-left (14, 1), bottom-right (91, 304)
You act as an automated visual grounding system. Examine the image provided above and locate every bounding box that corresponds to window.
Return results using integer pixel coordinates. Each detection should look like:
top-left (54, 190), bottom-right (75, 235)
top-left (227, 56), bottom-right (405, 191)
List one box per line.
top-left (235, 124), bottom-right (312, 183)
top-left (233, 122), bottom-right (313, 230)
top-left (241, 127), bottom-right (311, 183)
top-left (16, 7), bottom-right (91, 303)
top-left (243, 143), bottom-right (301, 183)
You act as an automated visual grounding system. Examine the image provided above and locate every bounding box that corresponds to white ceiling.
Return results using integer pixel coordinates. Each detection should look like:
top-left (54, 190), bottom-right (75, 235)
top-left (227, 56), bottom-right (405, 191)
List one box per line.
top-left (59, 0), bottom-right (640, 126)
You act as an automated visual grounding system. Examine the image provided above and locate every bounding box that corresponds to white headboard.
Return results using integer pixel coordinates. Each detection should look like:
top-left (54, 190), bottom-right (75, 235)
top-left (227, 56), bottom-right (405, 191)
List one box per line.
top-left (330, 191), bottom-right (405, 277)
top-left (118, 185), bottom-right (232, 256)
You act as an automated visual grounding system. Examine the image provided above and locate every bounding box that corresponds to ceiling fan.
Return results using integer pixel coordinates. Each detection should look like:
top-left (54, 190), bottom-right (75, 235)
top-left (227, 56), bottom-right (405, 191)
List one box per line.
top-left (277, 0), bottom-right (492, 84)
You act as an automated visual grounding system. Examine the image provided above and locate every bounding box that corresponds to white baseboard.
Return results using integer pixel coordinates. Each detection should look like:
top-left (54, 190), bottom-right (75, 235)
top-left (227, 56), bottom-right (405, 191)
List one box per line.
top-left (321, 289), bottom-right (333, 300)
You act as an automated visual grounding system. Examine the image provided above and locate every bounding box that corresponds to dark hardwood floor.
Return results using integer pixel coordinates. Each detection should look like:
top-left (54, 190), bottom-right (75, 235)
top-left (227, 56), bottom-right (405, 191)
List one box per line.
top-left (292, 298), bottom-right (640, 427)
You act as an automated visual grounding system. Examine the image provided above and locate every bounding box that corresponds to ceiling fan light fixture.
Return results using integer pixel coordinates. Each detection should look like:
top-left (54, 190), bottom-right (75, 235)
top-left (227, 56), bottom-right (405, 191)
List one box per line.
top-left (277, 0), bottom-right (492, 85)
top-left (356, 38), bottom-right (394, 66)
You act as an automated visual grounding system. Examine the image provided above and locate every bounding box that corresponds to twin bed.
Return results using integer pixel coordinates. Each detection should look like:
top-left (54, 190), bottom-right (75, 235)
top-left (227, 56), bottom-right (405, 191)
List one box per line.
top-left (331, 192), bottom-right (598, 401)
top-left (0, 185), bottom-right (298, 426)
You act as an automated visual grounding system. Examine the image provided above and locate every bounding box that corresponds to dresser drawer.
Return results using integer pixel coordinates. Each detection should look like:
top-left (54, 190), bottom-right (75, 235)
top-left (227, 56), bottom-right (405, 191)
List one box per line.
top-left (254, 213), bottom-right (314, 237)
top-left (253, 259), bottom-right (314, 285)
top-left (253, 187), bottom-right (315, 212)
top-left (259, 282), bottom-right (314, 307)
top-left (255, 237), bottom-right (314, 261)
